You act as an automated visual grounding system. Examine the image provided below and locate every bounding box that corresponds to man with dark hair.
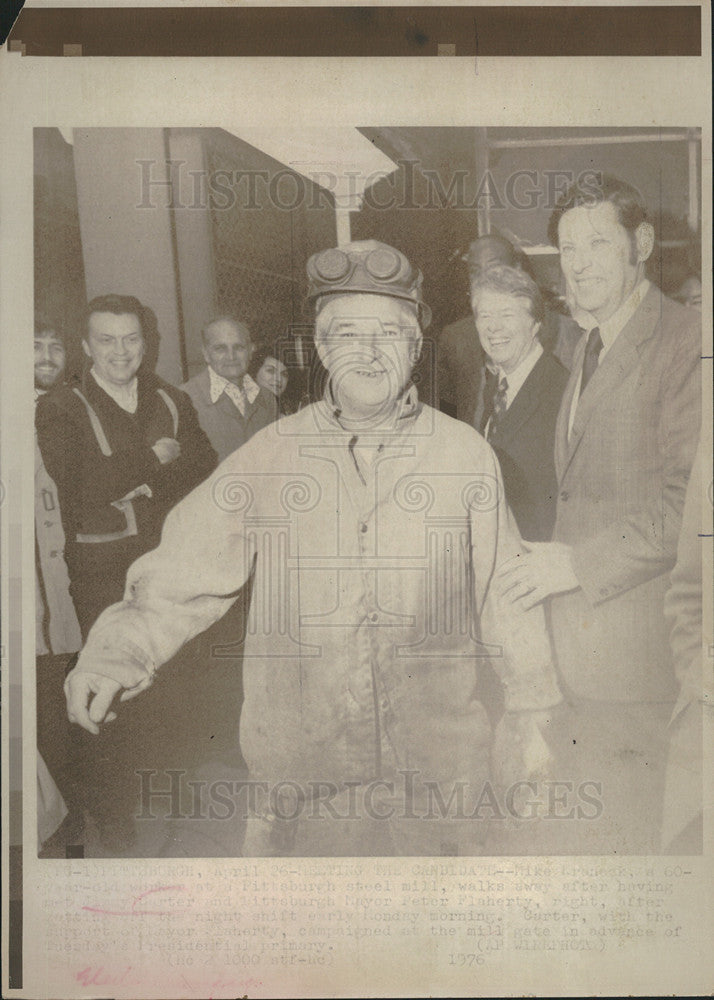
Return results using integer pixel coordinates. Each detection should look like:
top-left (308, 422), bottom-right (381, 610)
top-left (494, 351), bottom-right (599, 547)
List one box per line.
top-left (182, 316), bottom-right (277, 462)
top-left (496, 174), bottom-right (701, 853)
top-left (64, 241), bottom-right (563, 858)
top-left (546, 172), bottom-right (650, 251)
top-left (471, 265), bottom-right (568, 541)
top-left (36, 293), bottom-right (217, 849)
top-left (37, 293), bottom-right (217, 633)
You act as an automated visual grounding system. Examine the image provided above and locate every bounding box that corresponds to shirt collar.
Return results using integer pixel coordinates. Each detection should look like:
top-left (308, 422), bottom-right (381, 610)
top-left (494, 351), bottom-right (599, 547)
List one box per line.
top-left (316, 381), bottom-right (421, 436)
top-left (91, 367), bottom-right (138, 413)
top-left (494, 339), bottom-right (543, 401)
top-left (590, 279), bottom-right (651, 355)
top-left (208, 367), bottom-right (260, 406)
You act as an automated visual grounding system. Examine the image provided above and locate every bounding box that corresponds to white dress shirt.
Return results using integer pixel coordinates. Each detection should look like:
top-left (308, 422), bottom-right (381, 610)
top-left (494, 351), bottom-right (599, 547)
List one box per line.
top-left (484, 339), bottom-right (543, 436)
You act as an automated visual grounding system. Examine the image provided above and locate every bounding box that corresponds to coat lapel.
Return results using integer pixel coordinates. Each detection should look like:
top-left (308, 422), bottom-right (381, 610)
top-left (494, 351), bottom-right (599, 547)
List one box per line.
top-left (196, 368), bottom-right (213, 407)
top-left (559, 285), bottom-right (663, 481)
top-left (494, 353), bottom-right (550, 444)
top-left (215, 389), bottom-right (246, 424)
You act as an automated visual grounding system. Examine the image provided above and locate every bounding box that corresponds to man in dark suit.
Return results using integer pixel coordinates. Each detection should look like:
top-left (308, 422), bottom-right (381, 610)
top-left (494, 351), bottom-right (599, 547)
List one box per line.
top-left (438, 235), bottom-right (579, 423)
top-left (182, 316), bottom-right (277, 462)
top-left (495, 175), bottom-right (701, 853)
top-left (471, 265), bottom-right (568, 542)
top-left (437, 235), bottom-right (517, 421)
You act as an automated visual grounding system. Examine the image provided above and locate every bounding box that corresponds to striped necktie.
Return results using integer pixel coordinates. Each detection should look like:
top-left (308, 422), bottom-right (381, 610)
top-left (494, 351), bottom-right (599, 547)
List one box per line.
top-left (488, 376), bottom-right (508, 441)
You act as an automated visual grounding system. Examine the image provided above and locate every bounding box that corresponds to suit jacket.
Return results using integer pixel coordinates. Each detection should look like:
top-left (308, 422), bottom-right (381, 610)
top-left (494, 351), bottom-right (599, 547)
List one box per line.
top-left (661, 437), bottom-right (710, 850)
top-left (487, 352), bottom-right (568, 542)
top-left (438, 310), bottom-right (580, 424)
top-left (551, 286), bottom-right (701, 704)
top-left (182, 368), bottom-right (278, 462)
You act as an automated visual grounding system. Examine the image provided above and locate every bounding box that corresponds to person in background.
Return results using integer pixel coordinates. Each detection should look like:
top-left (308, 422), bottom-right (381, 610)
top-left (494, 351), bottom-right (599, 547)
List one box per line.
top-left (36, 293), bottom-right (217, 851)
top-left (36, 294), bottom-right (217, 634)
top-left (34, 317), bottom-right (83, 853)
top-left (437, 235), bottom-right (518, 422)
top-left (34, 317), bottom-right (82, 656)
top-left (182, 316), bottom-right (277, 462)
top-left (471, 265), bottom-right (568, 542)
top-left (438, 234), bottom-right (579, 425)
top-left (495, 175), bottom-right (701, 853)
top-left (248, 342), bottom-right (293, 415)
top-left (64, 240), bottom-right (563, 858)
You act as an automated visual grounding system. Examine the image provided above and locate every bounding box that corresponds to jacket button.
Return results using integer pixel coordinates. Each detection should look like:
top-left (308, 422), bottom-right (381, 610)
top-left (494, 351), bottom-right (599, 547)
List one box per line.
top-left (560, 491), bottom-right (569, 502)
top-left (360, 522), bottom-right (368, 533)
top-left (369, 612), bottom-right (378, 623)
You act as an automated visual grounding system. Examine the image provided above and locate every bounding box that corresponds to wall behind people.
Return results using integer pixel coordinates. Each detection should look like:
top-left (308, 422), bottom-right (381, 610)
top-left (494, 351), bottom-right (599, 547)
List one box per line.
top-left (72, 128), bottom-right (185, 384)
top-left (201, 128), bottom-right (337, 377)
top-left (50, 127), bottom-right (338, 387)
top-left (34, 129), bottom-right (86, 374)
top-left (487, 136), bottom-right (696, 247)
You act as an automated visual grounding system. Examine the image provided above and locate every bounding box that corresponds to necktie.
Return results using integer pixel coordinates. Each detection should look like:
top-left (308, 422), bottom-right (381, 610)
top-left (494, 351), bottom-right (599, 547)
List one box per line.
top-left (488, 376), bottom-right (508, 441)
top-left (479, 367), bottom-right (499, 433)
top-left (580, 327), bottom-right (603, 396)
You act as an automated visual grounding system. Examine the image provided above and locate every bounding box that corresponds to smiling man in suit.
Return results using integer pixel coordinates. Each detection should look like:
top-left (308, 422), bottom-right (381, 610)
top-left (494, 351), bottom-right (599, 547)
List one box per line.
top-left (182, 316), bottom-right (277, 462)
top-left (437, 235), bottom-right (520, 422)
top-left (472, 265), bottom-right (568, 542)
top-left (495, 175), bottom-right (702, 853)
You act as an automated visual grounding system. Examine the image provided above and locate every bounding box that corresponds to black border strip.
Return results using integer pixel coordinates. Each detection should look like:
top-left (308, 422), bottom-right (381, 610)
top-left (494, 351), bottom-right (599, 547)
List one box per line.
top-left (7, 6), bottom-right (702, 57)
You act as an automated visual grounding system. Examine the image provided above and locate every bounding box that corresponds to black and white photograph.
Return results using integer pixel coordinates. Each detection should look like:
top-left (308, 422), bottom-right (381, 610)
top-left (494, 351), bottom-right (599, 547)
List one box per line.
top-left (32, 125), bottom-right (704, 859)
top-left (1, 6), bottom-right (712, 997)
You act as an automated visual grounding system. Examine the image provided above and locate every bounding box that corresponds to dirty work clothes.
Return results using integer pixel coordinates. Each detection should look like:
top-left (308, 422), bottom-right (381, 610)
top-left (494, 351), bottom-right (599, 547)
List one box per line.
top-left (74, 394), bottom-right (561, 854)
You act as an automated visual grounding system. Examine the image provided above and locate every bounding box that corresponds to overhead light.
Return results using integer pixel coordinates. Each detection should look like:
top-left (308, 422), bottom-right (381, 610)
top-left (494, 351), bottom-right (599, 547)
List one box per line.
top-left (221, 127), bottom-right (398, 211)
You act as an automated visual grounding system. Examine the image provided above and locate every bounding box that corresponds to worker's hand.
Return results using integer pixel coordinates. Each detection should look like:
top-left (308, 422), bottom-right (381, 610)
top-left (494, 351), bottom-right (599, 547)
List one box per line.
top-left (64, 669), bottom-right (122, 735)
top-left (152, 437), bottom-right (181, 465)
top-left (495, 541), bottom-right (579, 610)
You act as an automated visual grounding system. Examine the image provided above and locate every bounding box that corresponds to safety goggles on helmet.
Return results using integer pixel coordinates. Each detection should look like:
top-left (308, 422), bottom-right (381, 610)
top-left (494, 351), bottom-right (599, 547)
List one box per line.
top-left (306, 240), bottom-right (432, 328)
